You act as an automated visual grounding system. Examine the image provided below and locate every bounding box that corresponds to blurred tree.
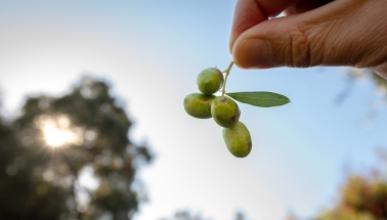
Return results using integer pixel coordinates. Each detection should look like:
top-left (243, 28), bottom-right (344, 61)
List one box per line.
top-left (234, 211), bottom-right (249, 220)
top-left (160, 210), bottom-right (248, 220)
top-left (325, 70), bottom-right (387, 220)
top-left (286, 158), bottom-right (387, 220)
top-left (351, 70), bottom-right (387, 93)
top-left (160, 210), bottom-right (212, 220)
top-left (316, 174), bottom-right (387, 220)
top-left (0, 77), bottom-right (152, 220)
top-left (337, 69), bottom-right (387, 105)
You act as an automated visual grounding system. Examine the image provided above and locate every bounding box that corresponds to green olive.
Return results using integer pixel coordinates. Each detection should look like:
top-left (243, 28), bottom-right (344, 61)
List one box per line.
top-left (184, 93), bottom-right (215, 119)
top-left (197, 68), bottom-right (223, 95)
top-left (223, 121), bottom-right (252, 158)
top-left (211, 96), bottom-right (240, 127)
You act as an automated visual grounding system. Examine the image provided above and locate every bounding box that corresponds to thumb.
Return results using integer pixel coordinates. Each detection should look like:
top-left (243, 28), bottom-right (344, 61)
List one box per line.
top-left (232, 0), bottom-right (383, 69)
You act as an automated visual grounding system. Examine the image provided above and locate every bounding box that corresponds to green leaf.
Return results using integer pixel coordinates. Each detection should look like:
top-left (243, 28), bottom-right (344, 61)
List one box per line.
top-left (226, 92), bottom-right (290, 107)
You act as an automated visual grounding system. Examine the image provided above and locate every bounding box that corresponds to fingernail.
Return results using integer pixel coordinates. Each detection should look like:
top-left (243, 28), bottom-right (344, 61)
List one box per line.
top-left (233, 38), bottom-right (273, 68)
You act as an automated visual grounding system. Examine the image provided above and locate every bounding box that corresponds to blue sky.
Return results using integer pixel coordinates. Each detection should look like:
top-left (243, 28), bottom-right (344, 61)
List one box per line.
top-left (0, 1), bottom-right (386, 219)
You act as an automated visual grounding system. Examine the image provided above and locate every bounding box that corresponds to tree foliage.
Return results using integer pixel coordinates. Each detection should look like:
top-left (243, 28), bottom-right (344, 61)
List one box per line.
top-left (287, 158), bottom-right (387, 220)
top-left (160, 210), bottom-right (248, 220)
top-left (317, 174), bottom-right (387, 220)
top-left (316, 68), bottom-right (387, 220)
top-left (0, 78), bottom-right (152, 220)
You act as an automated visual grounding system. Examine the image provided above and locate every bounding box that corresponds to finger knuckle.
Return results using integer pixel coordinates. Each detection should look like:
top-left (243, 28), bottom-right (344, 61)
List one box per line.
top-left (286, 24), bottom-right (313, 67)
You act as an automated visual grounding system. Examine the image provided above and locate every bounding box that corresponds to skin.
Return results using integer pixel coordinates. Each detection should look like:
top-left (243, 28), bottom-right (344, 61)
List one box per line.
top-left (197, 68), bottom-right (224, 95)
top-left (211, 96), bottom-right (240, 127)
top-left (184, 93), bottom-right (215, 119)
top-left (230, 0), bottom-right (387, 78)
top-left (223, 121), bottom-right (252, 158)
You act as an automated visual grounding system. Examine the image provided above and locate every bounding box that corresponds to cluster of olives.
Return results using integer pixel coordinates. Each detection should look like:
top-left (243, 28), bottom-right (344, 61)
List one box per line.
top-left (184, 67), bottom-right (252, 158)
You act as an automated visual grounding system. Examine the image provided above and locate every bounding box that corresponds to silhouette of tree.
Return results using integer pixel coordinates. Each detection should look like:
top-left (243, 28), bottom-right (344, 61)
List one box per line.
top-left (160, 210), bottom-right (212, 220)
top-left (0, 77), bottom-right (152, 220)
top-left (161, 210), bottom-right (248, 220)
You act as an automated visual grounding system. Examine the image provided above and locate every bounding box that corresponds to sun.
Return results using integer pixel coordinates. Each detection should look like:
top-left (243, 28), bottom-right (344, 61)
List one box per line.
top-left (37, 114), bottom-right (83, 149)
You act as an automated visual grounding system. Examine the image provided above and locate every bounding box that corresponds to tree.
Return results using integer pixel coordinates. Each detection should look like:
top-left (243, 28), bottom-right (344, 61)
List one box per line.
top-left (160, 211), bottom-right (212, 220)
top-left (337, 69), bottom-right (387, 105)
top-left (316, 68), bottom-right (387, 219)
top-left (286, 156), bottom-right (387, 220)
top-left (0, 77), bottom-right (152, 220)
top-left (160, 210), bottom-right (248, 220)
top-left (317, 174), bottom-right (387, 220)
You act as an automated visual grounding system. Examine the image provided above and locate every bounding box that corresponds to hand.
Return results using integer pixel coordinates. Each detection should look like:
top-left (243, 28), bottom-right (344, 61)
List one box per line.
top-left (230, 0), bottom-right (387, 78)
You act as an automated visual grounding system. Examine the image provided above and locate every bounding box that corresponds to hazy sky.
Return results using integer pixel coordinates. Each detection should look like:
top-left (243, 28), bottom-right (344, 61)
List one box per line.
top-left (0, 1), bottom-right (386, 220)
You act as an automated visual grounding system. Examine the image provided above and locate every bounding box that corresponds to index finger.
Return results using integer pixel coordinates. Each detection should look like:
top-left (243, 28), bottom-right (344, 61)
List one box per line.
top-left (230, 0), bottom-right (296, 50)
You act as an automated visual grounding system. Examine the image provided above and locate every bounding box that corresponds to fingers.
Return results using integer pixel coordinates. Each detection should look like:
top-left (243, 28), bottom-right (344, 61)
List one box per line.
top-left (285, 0), bottom-right (334, 15)
top-left (374, 64), bottom-right (387, 79)
top-left (230, 0), bottom-right (296, 50)
top-left (232, 0), bottom-right (387, 69)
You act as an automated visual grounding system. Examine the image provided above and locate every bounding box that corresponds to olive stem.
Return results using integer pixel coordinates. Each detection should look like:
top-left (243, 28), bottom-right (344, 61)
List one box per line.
top-left (221, 61), bottom-right (234, 96)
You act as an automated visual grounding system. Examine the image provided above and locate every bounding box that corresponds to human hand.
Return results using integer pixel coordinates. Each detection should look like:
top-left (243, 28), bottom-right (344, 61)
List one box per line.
top-left (230, 0), bottom-right (387, 78)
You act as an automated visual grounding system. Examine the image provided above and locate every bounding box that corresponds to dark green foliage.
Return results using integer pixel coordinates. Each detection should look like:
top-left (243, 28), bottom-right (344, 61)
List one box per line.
top-left (0, 77), bottom-right (152, 220)
top-left (0, 109), bottom-right (69, 220)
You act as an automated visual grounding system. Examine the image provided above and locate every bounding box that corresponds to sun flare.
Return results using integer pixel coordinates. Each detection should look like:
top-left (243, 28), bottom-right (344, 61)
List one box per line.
top-left (37, 114), bottom-right (82, 149)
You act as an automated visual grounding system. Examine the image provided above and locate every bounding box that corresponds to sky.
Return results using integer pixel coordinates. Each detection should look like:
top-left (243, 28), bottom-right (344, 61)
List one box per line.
top-left (0, 1), bottom-right (386, 220)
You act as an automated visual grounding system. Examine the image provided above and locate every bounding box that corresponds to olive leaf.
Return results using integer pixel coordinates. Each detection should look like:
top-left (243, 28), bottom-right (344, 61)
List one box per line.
top-left (226, 92), bottom-right (290, 107)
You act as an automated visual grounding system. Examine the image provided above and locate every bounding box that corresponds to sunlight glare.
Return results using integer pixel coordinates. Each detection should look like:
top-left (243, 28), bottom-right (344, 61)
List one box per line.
top-left (37, 114), bottom-right (83, 149)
